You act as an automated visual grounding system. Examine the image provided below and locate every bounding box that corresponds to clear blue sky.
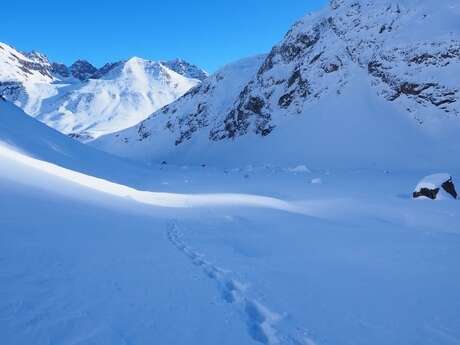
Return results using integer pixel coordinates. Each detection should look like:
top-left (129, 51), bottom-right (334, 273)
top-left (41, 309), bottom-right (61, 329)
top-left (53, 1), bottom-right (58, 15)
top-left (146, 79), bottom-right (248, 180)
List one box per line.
top-left (2, 0), bottom-right (327, 73)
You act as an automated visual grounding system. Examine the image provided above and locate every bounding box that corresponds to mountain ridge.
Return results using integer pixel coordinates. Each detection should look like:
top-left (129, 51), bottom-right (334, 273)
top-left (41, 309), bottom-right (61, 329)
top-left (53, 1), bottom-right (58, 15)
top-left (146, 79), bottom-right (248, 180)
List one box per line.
top-left (0, 42), bottom-right (208, 140)
top-left (93, 0), bottom-right (460, 169)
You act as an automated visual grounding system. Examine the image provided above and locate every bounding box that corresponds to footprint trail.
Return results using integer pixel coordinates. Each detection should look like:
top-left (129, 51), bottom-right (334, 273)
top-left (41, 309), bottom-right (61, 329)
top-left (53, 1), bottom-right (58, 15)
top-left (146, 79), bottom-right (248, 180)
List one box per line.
top-left (166, 221), bottom-right (317, 345)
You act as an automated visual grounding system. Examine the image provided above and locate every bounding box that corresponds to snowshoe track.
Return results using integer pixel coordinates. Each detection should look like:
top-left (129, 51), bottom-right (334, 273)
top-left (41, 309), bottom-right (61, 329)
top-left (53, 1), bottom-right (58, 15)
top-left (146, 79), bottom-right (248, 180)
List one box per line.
top-left (166, 221), bottom-right (317, 345)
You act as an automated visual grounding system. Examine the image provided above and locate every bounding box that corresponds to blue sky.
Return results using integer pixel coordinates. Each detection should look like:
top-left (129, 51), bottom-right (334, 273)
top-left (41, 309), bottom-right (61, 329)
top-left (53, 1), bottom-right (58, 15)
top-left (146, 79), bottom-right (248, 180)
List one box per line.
top-left (2, 0), bottom-right (327, 73)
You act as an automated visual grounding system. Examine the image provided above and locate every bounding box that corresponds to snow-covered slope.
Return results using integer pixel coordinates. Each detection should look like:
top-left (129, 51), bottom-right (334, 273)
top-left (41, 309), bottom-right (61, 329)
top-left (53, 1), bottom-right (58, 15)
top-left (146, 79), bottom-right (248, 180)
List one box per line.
top-left (2, 96), bottom-right (460, 345)
top-left (0, 42), bottom-right (206, 141)
top-left (94, 0), bottom-right (460, 169)
top-left (0, 43), bottom-right (57, 115)
top-left (0, 97), bottom-right (154, 184)
top-left (36, 57), bottom-right (200, 141)
top-left (92, 55), bottom-right (267, 160)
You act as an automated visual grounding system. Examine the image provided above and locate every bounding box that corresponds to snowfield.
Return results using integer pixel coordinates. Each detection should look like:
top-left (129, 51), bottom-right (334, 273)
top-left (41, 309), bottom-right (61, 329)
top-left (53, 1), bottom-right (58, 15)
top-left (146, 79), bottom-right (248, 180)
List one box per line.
top-left (2, 0), bottom-right (460, 344)
top-left (1, 99), bottom-right (460, 345)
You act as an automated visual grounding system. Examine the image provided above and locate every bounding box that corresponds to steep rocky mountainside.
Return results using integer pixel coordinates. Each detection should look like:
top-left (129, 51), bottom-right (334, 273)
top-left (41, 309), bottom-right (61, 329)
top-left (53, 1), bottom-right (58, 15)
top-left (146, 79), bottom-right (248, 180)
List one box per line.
top-left (94, 0), bottom-right (460, 168)
top-left (211, 0), bottom-right (460, 140)
top-left (92, 55), bottom-right (266, 158)
top-left (161, 58), bottom-right (209, 81)
top-left (0, 42), bottom-right (207, 140)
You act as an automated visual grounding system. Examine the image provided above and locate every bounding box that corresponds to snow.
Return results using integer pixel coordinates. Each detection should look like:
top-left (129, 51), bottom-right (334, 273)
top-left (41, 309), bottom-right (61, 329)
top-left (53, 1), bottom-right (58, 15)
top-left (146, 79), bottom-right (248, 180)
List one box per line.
top-left (2, 97), bottom-right (460, 345)
top-left (414, 173), bottom-right (452, 191)
top-left (0, 144), bottom-right (306, 214)
top-left (94, 66), bottom-right (460, 170)
top-left (93, 0), bottom-right (460, 169)
top-left (0, 42), bottom-right (53, 84)
top-left (2, 141), bottom-right (460, 345)
top-left (287, 165), bottom-right (311, 173)
top-left (37, 57), bottom-right (200, 140)
top-left (92, 54), bottom-right (267, 160)
top-left (2, 1), bottom-right (460, 344)
top-left (0, 43), bottom-right (204, 140)
top-left (161, 58), bottom-right (209, 81)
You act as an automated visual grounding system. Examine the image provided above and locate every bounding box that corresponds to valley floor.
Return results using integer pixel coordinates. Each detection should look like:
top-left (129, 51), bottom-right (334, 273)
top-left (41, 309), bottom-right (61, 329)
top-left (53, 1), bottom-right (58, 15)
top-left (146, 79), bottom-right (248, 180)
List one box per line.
top-left (1, 146), bottom-right (460, 345)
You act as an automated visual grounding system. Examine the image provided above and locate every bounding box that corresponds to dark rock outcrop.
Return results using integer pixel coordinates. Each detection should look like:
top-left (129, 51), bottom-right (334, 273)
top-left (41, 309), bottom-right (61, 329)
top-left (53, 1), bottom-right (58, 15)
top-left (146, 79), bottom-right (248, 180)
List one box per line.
top-left (413, 175), bottom-right (458, 200)
top-left (69, 60), bottom-right (98, 81)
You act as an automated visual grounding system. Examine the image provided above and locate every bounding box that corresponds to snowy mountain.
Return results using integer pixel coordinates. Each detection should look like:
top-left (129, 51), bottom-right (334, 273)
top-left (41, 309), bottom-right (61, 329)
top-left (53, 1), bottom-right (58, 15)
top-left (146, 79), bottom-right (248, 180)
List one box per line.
top-left (36, 57), bottom-right (201, 141)
top-left (92, 55), bottom-right (266, 160)
top-left (0, 42), bottom-right (206, 141)
top-left (162, 58), bottom-right (209, 81)
top-left (94, 0), bottom-right (460, 169)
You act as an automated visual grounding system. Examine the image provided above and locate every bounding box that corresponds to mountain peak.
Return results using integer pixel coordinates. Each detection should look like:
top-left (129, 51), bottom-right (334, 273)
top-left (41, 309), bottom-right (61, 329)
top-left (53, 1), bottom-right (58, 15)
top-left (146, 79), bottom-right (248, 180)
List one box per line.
top-left (26, 51), bottom-right (50, 64)
top-left (69, 59), bottom-right (97, 81)
top-left (126, 56), bottom-right (147, 64)
top-left (0, 42), bottom-right (54, 85)
top-left (162, 58), bottom-right (208, 81)
top-left (0, 41), bottom-right (209, 141)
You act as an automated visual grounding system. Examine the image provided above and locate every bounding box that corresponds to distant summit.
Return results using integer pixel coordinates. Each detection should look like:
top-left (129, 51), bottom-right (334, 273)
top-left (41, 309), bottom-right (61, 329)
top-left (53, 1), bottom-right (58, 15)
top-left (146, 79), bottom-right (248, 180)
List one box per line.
top-left (162, 58), bottom-right (209, 81)
top-left (0, 42), bottom-right (207, 140)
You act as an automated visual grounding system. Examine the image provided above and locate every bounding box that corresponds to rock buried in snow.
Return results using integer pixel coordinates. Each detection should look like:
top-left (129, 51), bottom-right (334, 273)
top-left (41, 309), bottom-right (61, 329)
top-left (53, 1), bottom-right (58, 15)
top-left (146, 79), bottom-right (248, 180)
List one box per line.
top-left (413, 174), bottom-right (458, 200)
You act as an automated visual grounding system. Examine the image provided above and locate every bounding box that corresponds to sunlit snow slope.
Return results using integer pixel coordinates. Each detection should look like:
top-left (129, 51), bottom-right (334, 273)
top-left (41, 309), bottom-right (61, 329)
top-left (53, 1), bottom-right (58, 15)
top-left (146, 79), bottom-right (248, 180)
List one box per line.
top-left (1, 96), bottom-right (460, 345)
top-left (0, 42), bottom-right (205, 141)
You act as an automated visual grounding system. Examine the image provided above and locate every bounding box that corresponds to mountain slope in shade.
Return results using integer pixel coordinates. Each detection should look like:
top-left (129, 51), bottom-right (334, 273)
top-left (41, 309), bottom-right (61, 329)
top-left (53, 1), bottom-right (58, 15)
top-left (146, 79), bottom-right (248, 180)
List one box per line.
top-left (93, 0), bottom-right (460, 169)
top-left (0, 42), bottom-right (206, 141)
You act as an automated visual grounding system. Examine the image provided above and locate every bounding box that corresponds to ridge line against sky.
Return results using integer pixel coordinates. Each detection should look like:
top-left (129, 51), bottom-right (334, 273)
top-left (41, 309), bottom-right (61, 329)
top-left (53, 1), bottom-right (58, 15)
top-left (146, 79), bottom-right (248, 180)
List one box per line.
top-left (2, 0), bottom-right (327, 73)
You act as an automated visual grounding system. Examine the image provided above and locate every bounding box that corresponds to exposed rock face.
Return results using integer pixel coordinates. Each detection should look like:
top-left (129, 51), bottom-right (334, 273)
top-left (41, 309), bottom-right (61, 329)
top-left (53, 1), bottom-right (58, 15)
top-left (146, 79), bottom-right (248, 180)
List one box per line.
top-left (0, 81), bottom-right (24, 103)
top-left (91, 61), bottom-right (123, 79)
top-left (413, 187), bottom-right (441, 200)
top-left (69, 60), bottom-right (98, 81)
top-left (1, 48), bottom-right (55, 81)
top-left (442, 179), bottom-right (458, 199)
top-left (413, 174), bottom-right (458, 200)
top-left (162, 59), bottom-right (209, 81)
top-left (52, 62), bottom-right (71, 78)
top-left (144, 56), bottom-right (263, 147)
top-left (210, 0), bottom-right (460, 139)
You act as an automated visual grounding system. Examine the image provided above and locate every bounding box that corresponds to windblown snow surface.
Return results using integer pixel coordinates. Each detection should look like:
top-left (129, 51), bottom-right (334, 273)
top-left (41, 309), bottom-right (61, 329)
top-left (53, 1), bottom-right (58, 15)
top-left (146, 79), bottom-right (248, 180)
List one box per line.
top-left (2, 95), bottom-right (460, 345)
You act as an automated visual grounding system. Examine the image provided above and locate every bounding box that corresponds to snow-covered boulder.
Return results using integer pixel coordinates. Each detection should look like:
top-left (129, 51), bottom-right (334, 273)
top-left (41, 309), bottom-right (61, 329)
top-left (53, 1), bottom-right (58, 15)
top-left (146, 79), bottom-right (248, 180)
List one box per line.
top-left (413, 174), bottom-right (458, 200)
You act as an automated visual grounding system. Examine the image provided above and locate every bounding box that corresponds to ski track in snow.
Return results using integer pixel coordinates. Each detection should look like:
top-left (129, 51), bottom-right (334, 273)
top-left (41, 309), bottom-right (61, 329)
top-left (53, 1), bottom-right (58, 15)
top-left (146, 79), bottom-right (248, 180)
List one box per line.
top-left (166, 221), bottom-right (317, 345)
